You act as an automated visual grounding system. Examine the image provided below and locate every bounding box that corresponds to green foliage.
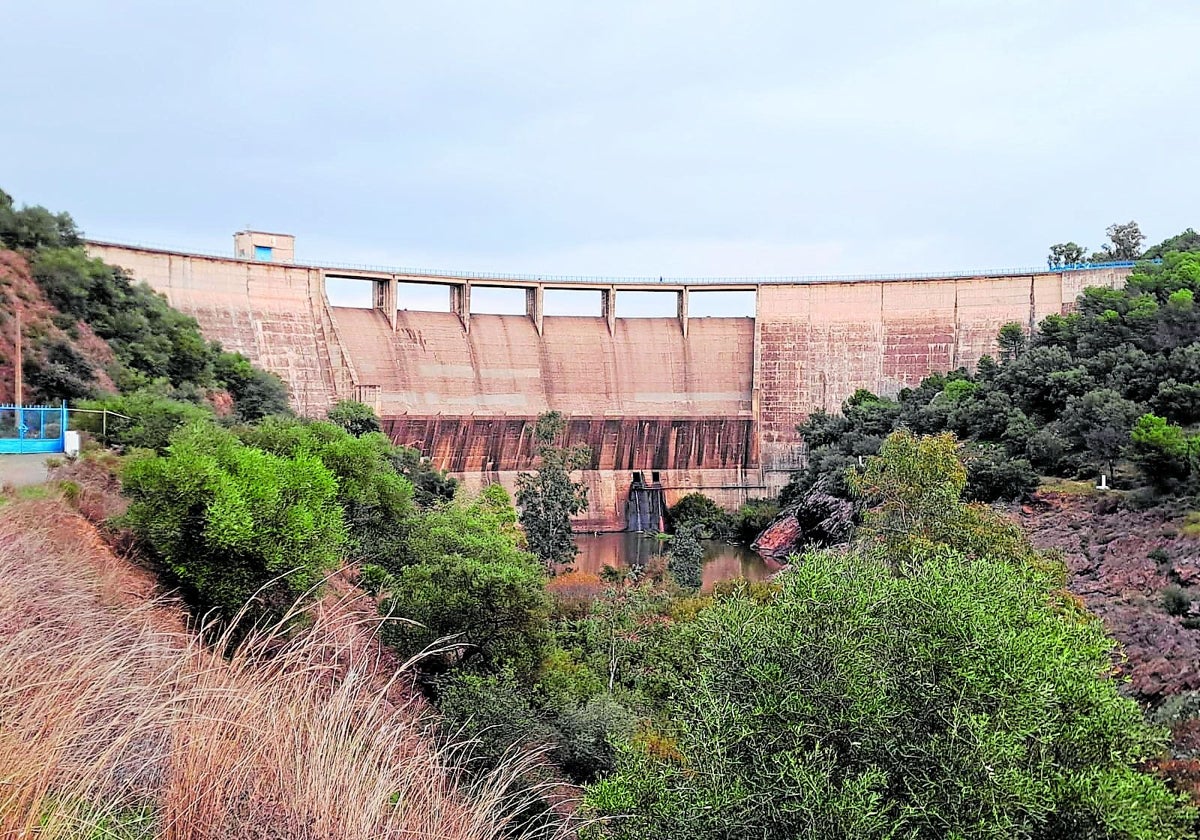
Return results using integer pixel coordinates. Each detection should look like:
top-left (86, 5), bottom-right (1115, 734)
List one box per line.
top-left (786, 248), bottom-right (1200, 504)
top-left (77, 392), bottom-right (213, 452)
top-left (0, 189), bottom-right (81, 250)
top-left (436, 670), bottom-right (553, 770)
top-left (554, 695), bottom-right (637, 781)
top-left (1048, 241), bottom-right (1087, 268)
top-left (1163, 584), bottom-right (1192, 617)
top-left (212, 351), bottom-right (289, 421)
top-left (1092, 220), bottom-right (1146, 261)
top-left (326, 399), bottom-right (382, 437)
top-left (1, 191), bottom-right (289, 418)
top-left (1130, 413), bottom-right (1196, 490)
top-left (665, 492), bottom-right (732, 539)
top-left (380, 487), bottom-right (551, 675)
top-left (586, 434), bottom-right (1193, 839)
top-left (1144, 228), bottom-right (1200, 260)
top-left (120, 422), bottom-right (345, 619)
top-left (238, 416), bottom-right (413, 566)
top-left (667, 523), bottom-right (703, 591)
top-left (389, 445), bottom-right (458, 508)
top-left (963, 442), bottom-right (1038, 502)
top-left (997, 321), bottom-right (1028, 362)
top-left (516, 411), bottom-right (590, 569)
top-left (732, 497), bottom-right (780, 544)
top-left (31, 247), bottom-right (216, 392)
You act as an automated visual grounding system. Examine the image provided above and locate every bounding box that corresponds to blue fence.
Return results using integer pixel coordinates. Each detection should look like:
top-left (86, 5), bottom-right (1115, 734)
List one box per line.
top-left (0, 403), bottom-right (68, 454)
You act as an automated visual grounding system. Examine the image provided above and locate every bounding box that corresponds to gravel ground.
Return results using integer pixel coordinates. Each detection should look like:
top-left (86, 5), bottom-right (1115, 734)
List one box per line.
top-left (0, 454), bottom-right (52, 489)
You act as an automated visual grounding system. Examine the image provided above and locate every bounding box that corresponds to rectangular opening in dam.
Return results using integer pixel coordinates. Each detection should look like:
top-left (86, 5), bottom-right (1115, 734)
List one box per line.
top-left (396, 281), bottom-right (453, 312)
top-left (470, 286), bottom-right (527, 315)
top-left (544, 288), bottom-right (602, 316)
top-left (616, 290), bottom-right (677, 318)
top-left (689, 290), bottom-right (756, 318)
top-left (325, 277), bottom-right (375, 308)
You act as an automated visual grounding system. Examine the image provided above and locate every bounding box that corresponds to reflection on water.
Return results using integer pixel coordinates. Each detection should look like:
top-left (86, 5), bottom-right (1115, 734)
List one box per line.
top-left (570, 532), bottom-right (779, 591)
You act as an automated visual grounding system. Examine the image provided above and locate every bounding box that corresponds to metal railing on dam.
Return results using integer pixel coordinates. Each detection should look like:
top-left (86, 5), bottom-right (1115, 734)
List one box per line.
top-left (84, 238), bottom-right (1141, 288)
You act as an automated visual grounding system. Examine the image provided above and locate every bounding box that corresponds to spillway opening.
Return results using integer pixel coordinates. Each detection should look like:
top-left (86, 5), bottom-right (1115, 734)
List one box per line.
top-left (544, 288), bottom-right (603, 316)
top-left (396, 281), bottom-right (454, 312)
top-left (616, 291), bottom-right (677, 318)
top-left (325, 277), bottom-right (375, 308)
top-left (626, 471), bottom-right (666, 533)
top-left (689, 290), bottom-right (756, 318)
top-left (470, 286), bottom-right (527, 315)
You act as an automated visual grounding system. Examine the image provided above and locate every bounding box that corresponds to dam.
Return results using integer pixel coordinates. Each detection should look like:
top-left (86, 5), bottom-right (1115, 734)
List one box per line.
top-left (85, 235), bottom-right (1133, 530)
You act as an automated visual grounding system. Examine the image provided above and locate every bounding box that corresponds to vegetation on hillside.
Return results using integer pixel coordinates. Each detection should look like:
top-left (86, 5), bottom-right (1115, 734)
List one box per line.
top-left (0, 189), bottom-right (287, 423)
top-left (784, 227), bottom-right (1200, 513)
top-left (584, 431), bottom-right (1195, 839)
top-left (0, 495), bottom-right (544, 840)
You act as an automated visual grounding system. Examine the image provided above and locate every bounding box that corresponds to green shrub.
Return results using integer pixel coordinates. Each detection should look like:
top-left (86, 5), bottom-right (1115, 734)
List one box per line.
top-left (435, 670), bottom-right (553, 773)
top-left (733, 497), bottom-right (779, 543)
top-left (213, 351), bottom-right (290, 421)
top-left (667, 523), bottom-right (703, 592)
top-left (554, 696), bottom-right (637, 782)
top-left (963, 443), bottom-right (1039, 502)
top-left (238, 417), bottom-right (413, 565)
top-left (379, 489), bottom-right (550, 675)
top-left (357, 563), bottom-right (394, 596)
top-left (120, 422), bottom-right (346, 620)
top-left (666, 492), bottom-right (732, 539)
top-left (77, 392), bottom-right (212, 452)
top-left (390, 445), bottom-right (458, 507)
top-left (1163, 585), bottom-right (1192, 617)
top-left (327, 399), bottom-right (382, 437)
top-left (586, 431), bottom-right (1195, 839)
top-left (587, 549), bottom-right (1192, 840)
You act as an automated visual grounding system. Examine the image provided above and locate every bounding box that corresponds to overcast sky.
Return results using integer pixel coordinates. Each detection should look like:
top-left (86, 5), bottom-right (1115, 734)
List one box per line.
top-left (3, 1), bottom-right (1198, 281)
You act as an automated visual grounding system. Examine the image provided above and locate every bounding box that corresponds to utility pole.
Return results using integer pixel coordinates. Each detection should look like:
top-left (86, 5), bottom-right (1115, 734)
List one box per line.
top-left (13, 307), bottom-right (21, 407)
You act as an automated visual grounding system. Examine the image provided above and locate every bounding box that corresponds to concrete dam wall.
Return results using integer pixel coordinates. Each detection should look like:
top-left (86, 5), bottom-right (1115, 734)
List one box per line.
top-left (85, 240), bottom-right (1131, 530)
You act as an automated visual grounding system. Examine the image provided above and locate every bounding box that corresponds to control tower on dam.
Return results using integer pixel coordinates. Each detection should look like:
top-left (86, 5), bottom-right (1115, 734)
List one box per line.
top-left (85, 236), bottom-right (1133, 531)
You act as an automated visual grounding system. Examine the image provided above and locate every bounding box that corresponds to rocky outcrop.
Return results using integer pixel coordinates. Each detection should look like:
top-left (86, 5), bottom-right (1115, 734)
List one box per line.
top-left (1016, 491), bottom-right (1200, 702)
top-left (752, 486), bottom-right (855, 560)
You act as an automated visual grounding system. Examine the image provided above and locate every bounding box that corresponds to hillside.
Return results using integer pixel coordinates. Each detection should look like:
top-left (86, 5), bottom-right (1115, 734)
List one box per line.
top-left (0, 249), bottom-right (117, 403)
top-left (0, 483), bottom-right (543, 840)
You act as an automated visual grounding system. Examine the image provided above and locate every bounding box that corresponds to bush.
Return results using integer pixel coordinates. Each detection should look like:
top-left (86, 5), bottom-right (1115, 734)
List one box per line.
top-left (554, 696), bottom-right (637, 782)
top-left (390, 445), bottom-right (458, 507)
top-left (435, 671), bottom-right (552, 773)
top-left (666, 493), bottom-right (732, 539)
top-left (120, 422), bottom-right (346, 619)
top-left (587, 550), bottom-right (1192, 839)
top-left (213, 351), bottom-right (290, 421)
top-left (733, 497), bottom-right (779, 544)
top-left (963, 444), bottom-right (1039, 502)
top-left (379, 489), bottom-right (550, 676)
top-left (77, 392), bottom-right (213, 452)
top-left (1163, 585), bottom-right (1193, 617)
top-left (667, 523), bottom-right (703, 592)
top-left (327, 399), bottom-right (382, 437)
top-left (238, 417), bottom-right (413, 565)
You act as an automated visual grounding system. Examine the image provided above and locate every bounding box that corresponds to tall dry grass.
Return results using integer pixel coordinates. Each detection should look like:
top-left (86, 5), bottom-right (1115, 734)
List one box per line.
top-left (0, 498), bottom-right (561, 840)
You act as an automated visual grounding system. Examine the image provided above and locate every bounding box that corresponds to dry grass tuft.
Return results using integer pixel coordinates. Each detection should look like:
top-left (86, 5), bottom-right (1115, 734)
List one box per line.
top-left (0, 498), bottom-right (562, 840)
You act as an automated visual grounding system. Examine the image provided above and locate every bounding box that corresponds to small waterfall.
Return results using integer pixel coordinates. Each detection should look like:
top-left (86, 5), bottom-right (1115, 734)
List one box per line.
top-left (626, 471), bottom-right (666, 532)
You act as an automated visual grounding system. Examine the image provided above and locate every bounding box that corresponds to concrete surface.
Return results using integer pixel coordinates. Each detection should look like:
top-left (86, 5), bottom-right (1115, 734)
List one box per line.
top-left (86, 240), bottom-right (1134, 528)
top-left (0, 454), bottom-right (52, 489)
